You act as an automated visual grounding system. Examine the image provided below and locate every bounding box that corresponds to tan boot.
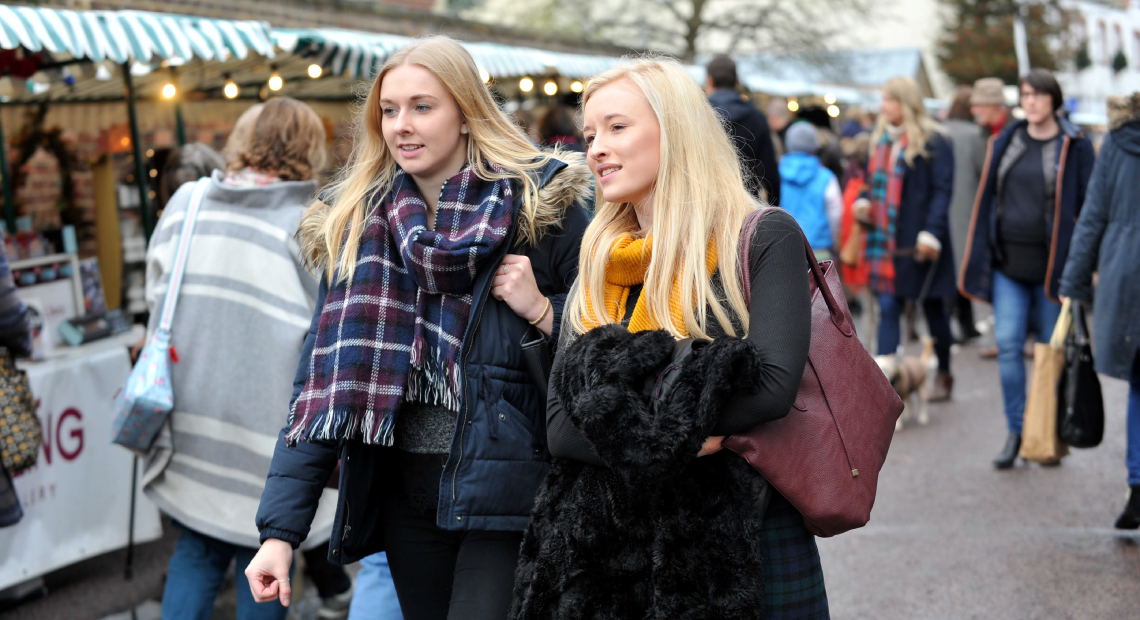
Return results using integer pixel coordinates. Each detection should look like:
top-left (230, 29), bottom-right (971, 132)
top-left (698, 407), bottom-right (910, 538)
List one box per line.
top-left (929, 372), bottom-right (954, 402)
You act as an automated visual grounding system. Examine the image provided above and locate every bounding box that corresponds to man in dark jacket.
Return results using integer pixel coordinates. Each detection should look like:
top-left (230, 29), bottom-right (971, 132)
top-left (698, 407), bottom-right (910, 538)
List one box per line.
top-left (706, 55), bottom-right (781, 205)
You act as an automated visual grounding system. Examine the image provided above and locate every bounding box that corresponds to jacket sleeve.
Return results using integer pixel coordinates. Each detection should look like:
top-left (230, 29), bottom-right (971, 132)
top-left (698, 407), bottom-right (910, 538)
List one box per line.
top-left (1074, 136), bottom-right (1097, 216)
top-left (1060, 138), bottom-right (1111, 303)
top-left (545, 203), bottom-right (590, 349)
top-left (257, 277), bottom-right (338, 548)
top-left (922, 135), bottom-right (955, 241)
top-left (0, 244), bottom-right (30, 357)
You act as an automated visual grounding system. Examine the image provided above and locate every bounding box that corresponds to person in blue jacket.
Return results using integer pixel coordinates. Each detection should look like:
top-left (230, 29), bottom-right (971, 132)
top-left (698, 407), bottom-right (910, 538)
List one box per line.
top-left (779, 121), bottom-right (843, 261)
top-left (1060, 93), bottom-right (1140, 529)
top-left (960, 69), bottom-right (1096, 470)
top-left (244, 36), bottom-right (591, 620)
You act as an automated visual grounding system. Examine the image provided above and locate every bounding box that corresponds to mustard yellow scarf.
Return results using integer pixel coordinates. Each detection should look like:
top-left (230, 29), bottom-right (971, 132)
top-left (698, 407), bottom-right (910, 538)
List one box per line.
top-left (583, 235), bottom-right (718, 335)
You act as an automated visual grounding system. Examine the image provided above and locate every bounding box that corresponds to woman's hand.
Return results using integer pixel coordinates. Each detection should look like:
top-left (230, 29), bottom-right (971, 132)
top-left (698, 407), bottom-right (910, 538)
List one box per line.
top-left (492, 254), bottom-right (553, 335)
top-left (698, 436), bottom-right (724, 457)
top-left (245, 538), bottom-right (294, 607)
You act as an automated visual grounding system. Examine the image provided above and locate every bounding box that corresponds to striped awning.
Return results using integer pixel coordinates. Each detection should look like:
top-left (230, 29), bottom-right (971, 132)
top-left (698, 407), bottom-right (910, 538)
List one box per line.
top-left (0, 6), bottom-right (274, 63)
top-left (273, 28), bottom-right (626, 81)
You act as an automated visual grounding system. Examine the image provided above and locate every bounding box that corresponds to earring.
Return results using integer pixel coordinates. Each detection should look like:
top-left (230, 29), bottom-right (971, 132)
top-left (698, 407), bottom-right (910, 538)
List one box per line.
top-left (461, 127), bottom-right (468, 134)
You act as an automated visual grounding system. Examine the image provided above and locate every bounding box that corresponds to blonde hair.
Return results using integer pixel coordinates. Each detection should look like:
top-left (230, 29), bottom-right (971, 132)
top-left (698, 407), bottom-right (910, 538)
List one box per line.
top-left (300, 35), bottom-right (561, 282)
top-left (871, 76), bottom-right (943, 167)
top-left (224, 104), bottom-right (264, 171)
top-left (565, 57), bottom-right (754, 340)
top-left (238, 98), bottom-right (328, 181)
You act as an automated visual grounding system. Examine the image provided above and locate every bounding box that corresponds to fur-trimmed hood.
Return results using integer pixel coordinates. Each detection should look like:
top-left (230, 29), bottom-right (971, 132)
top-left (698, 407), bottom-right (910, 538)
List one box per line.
top-left (1108, 93), bottom-right (1140, 132)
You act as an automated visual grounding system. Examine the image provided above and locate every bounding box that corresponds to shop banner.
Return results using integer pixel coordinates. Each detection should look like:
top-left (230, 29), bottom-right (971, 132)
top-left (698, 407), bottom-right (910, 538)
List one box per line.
top-left (0, 346), bottom-right (163, 589)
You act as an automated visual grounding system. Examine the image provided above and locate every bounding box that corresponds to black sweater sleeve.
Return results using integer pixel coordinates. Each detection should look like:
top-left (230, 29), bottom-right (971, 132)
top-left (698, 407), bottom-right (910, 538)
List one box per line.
top-left (546, 209), bottom-right (812, 462)
top-left (712, 209), bottom-right (810, 435)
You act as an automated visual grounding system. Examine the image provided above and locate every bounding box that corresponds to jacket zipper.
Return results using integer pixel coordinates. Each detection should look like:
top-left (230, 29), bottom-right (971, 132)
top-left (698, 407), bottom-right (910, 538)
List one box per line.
top-left (453, 282), bottom-right (492, 501)
top-left (341, 500), bottom-right (351, 541)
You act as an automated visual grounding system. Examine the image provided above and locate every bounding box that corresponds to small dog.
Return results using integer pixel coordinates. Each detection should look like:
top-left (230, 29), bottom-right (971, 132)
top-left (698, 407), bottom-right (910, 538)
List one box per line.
top-left (875, 337), bottom-right (936, 431)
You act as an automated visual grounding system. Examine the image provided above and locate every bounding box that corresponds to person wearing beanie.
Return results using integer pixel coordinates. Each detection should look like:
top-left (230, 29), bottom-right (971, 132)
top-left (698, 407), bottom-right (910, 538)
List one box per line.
top-left (779, 121), bottom-right (843, 260)
top-left (971, 77), bottom-right (1014, 137)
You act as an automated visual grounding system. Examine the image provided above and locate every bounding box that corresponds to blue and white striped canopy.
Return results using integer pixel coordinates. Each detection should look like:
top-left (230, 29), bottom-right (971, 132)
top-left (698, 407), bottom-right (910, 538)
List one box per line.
top-left (0, 5), bottom-right (274, 63)
top-left (273, 28), bottom-right (627, 81)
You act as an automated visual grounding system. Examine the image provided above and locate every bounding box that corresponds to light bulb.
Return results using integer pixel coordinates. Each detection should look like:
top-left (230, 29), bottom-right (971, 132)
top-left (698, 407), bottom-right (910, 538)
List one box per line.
top-left (308, 64), bottom-right (322, 79)
top-left (570, 81), bottom-right (583, 93)
top-left (788, 100), bottom-right (800, 112)
top-left (519, 77), bottom-right (533, 92)
top-left (827, 104), bottom-right (840, 118)
top-left (544, 81), bottom-right (558, 96)
top-left (268, 73), bottom-right (283, 91)
top-left (824, 93), bottom-right (836, 104)
top-left (479, 68), bottom-right (491, 84)
top-left (224, 80), bottom-right (239, 99)
top-left (162, 83), bottom-right (176, 99)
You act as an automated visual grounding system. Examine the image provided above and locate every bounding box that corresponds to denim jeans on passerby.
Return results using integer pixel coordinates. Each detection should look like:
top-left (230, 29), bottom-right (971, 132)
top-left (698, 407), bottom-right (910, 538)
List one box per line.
top-left (348, 552), bottom-right (403, 620)
top-left (162, 522), bottom-right (292, 620)
top-left (992, 270), bottom-right (1062, 436)
top-left (1128, 353), bottom-right (1140, 487)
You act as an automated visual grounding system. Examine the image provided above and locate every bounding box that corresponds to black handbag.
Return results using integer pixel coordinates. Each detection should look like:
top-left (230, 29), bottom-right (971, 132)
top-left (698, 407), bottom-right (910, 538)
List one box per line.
top-left (520, 325), bottom-right (552, 395)
top-left (1057, 302), bottom-right (1104, 448)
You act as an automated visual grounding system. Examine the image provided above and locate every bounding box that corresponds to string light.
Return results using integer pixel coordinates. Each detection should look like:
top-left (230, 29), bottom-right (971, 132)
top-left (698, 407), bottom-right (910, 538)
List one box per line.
top-left (268, 65), bottom-right (283, 92)
top-left (308, 64), bottom-right (322, 79)
top-left (479, 68), bottom-right (491, 84)
top-left (827, 105), bottom-right (841, 118)
top-left (543, 81), bottom-right (558, 96)
top-left (787, 99), bottom-right (800, 112)
top-left (162, 83), bottom-right (176, 99)
top-left (570, 81), bottom-right (583, 93)
top-left (824, 93), bottom-right (837, 104)
top-left (519, 77), bottom-right (533, 92)
top-left (223, 73), bottom-right (238, 99)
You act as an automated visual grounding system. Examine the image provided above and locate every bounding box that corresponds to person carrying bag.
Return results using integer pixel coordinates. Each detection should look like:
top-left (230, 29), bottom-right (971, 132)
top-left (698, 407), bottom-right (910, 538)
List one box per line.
top-left (1019, 298), bottom-right (1073, 463)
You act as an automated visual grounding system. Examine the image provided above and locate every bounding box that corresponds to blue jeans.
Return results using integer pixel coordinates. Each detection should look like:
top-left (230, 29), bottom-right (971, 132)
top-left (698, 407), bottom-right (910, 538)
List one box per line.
top-left (348, 552), bottom-right (403, 620)
top-left (876, 294), bottom-right (953, 373)
top-left (1128, 353), bottom-right (1140, 487)
top-left (992, 270), bottom-right (1062, 435)
top-left (162, 523), bottom-right (292, 620)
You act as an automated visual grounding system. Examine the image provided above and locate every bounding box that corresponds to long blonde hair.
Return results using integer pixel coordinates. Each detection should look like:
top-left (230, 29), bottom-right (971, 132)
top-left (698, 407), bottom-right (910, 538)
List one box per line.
top-left (871, 76), bottom-right (943, 167)
top-left (300, 36), bottom-right (560, 283)
top-left (565, 57), bottom-right (755, 340)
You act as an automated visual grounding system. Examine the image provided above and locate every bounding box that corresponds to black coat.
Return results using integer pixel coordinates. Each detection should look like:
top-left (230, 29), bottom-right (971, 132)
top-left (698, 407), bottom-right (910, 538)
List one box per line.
top-left (710, 89), bottom-right (782, 206)
top-left (511, 326), bottom-right (770, 619)
top-left (255, 158), bottom-right (592, 564)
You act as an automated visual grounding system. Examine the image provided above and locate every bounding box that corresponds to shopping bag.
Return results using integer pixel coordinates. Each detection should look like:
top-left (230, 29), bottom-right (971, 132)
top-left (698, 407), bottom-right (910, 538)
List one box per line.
top-left (1019, 298), bottom-right (1071, 463)
top-left (1057, 301), bottom-right (1104, 448)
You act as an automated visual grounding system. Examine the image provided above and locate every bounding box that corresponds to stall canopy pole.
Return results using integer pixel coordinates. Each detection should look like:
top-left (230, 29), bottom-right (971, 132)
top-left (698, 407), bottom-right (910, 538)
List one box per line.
top-left (174, 102), bottom-right (186, 147)
top-left (121, 64), bottom-right (153, 240)
top-left (0, 119), bottom-right (14, 234)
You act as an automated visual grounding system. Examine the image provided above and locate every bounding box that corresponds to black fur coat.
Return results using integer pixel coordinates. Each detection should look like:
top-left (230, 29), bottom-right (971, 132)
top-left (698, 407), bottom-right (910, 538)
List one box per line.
top-left (511, 325), bottom-right (771, 620)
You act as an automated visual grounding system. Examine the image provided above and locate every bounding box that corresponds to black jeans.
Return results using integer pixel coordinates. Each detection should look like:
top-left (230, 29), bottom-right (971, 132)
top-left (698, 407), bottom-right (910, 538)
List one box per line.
top-left (382, 453), bottom-right (523, 620)
top-left (302, 542), bottom-right (353, 598)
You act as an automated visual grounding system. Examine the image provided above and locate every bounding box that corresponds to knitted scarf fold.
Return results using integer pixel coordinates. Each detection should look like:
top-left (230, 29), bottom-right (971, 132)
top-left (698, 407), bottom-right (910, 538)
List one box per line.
top-left (582, 235), bottom-right (717, 336)
top-left (865, 130), bottom-right (907, 295)
top-left (286, 166), bottom-right (514, 446)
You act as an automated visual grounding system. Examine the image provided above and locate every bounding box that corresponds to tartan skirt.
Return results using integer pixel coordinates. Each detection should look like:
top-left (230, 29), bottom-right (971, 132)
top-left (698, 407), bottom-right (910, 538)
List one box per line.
top-left (761, 491), bottom-right (830, 619)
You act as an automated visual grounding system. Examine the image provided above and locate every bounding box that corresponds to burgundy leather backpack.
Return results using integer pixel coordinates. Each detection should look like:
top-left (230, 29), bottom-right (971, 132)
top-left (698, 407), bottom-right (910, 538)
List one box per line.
top-left (723, 207), bottom-right (903, 537)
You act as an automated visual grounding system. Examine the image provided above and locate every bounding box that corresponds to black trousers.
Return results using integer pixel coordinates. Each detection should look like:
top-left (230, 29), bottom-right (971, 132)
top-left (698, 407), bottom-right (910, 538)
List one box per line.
top-left (301, 542), bottom-right (353, 598)
top-left (382, 454), bottom-right (523, 620)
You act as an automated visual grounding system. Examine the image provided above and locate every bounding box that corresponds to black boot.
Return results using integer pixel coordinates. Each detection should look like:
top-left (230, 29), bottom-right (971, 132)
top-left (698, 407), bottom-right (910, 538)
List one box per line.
top-left (1115, 485), bottom-right (1140, 530)
top-left (993, 433), bottom-right (1021, 470)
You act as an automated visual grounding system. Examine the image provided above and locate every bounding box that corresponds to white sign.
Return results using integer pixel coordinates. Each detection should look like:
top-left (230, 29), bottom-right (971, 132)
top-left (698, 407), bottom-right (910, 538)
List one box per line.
top-left (0, 346), bottom-right (163, 589)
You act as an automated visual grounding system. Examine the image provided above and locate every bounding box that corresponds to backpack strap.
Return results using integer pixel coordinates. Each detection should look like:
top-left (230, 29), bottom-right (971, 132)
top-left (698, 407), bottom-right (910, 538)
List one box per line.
top-left (157, 177), bottom-right (211, 333)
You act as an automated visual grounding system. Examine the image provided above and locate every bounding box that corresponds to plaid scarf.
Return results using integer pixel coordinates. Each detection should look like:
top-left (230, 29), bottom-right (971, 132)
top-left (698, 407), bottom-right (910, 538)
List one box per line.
top-left (865, 131), bottom-right (907, 295)
top-left (286, 166), bottom-right (514, 446)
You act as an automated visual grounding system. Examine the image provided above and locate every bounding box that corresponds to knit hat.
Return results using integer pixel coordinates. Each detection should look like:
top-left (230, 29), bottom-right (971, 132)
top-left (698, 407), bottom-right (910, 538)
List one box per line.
top-left (785, 122), bottom-right (819, 154)
top-left (970, 78), bottom-right (1005, 106)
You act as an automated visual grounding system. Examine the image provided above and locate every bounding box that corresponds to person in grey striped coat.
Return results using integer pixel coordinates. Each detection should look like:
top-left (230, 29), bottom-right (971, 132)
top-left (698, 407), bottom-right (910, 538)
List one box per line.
top-left (142, 98), bottom-right (338, 620)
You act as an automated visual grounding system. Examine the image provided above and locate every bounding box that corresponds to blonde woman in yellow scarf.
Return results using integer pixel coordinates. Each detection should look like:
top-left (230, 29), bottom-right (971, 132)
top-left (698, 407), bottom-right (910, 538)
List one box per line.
top-left (510, 58), bottom-right (829, 619)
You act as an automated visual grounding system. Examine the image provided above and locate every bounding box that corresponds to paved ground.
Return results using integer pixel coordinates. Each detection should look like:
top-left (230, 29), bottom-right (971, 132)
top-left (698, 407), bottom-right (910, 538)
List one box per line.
top-left (4, 316), bottom-right (1139, 619)
top-left (818, 336), bottom-right (1140, 619)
